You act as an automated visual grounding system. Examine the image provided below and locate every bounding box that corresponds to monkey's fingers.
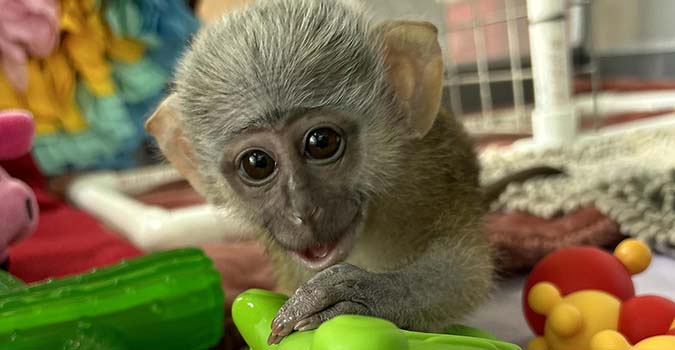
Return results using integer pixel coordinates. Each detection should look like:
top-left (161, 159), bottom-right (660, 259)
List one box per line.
top-left (268, 264), bottom-right (372, 345)
top-left (268, 301), bottom-right (368, 345)
top-left (294, 301), bottom-right (369, 331)
top-left (267, 332), bottom-right (283, 346)
top-left (269, 288), bottom-right (340, 343)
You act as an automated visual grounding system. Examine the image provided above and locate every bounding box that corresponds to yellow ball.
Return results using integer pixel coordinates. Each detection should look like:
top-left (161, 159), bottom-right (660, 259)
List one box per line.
top-left (590, 329), bottom-right (630, 350)
top-left (527, 336), bottom-right (548, 350)
top-left (614, 238), bottom-right (651, 275)
top-left (633, 335), bottom-right (675, 350)
top-left (549, 304), bottom-right (583, 337)
top-left (529, 282), bottom-right (562, 316)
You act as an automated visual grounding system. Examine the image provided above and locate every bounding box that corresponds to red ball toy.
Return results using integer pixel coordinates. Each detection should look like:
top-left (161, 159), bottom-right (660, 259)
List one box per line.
top-left (619, 295), bottom-right (675, 344)
top-left (523, 239), bottom-right (651, 335)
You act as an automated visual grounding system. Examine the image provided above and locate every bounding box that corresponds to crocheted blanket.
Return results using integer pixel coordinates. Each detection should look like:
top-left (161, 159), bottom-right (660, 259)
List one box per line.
top-left (0, 0), bottom-right (199, 176)
top-left (480, 124), bottom-right (675, 257)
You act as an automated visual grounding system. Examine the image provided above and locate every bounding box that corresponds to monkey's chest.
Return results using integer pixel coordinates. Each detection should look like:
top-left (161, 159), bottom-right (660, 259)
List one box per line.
top-left (346, 232), bottom-right (420, 272)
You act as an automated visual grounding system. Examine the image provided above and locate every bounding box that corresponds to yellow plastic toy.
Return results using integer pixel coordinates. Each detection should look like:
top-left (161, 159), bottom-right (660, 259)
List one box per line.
top-left (613, 239), bottom-right (652, 275)
top-left (527, 282), bottom-right (621, 350)
top-left (525, 239), bottom-right (660, 350)
top-left (590, 329), bottom-right (675, 350)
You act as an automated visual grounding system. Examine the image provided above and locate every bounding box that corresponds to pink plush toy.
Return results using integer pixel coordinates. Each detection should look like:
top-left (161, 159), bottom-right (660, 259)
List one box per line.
top-left (0, 110), bottom-right (38, 269)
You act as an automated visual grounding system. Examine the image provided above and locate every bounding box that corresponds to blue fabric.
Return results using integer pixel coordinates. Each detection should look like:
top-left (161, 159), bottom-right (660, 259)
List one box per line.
top-left (124, 89), bottom-right (164, 143)
top-left (112, 58), bottom-right (168, 104)
top-left (106, 0), bottom-right (199, 144)
top-left (105, 0), bottom-right (200, 71)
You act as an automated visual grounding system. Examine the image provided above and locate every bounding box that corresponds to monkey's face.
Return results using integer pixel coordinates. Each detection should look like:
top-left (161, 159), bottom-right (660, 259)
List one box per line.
top-left (220, 109), bottom-right (367, 270)
top-left (147, 0), bottom-right (444, 271)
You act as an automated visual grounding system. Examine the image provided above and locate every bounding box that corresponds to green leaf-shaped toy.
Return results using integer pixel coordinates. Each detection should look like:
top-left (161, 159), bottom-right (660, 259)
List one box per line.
top-left (232, 289), bottom-right (521, 350)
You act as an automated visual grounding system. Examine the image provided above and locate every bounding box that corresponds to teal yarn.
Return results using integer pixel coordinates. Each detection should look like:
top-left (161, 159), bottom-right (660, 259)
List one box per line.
top-left (103, 0), bottom-right (200, 71)
top-left (113, 58), bottom-right (168, 104)
top-left (112, 56), bottom-right (168, 155)
top-left (32, 83), bottom-right (137, 175)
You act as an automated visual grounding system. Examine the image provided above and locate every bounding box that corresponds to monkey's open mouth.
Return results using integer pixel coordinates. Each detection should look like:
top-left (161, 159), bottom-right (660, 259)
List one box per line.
top-left (294, 233), bottom-right (355, 270)
top-left (299, 242), bottom-right (339, 261)
top-left (293, 215), bottom-right (361, 270)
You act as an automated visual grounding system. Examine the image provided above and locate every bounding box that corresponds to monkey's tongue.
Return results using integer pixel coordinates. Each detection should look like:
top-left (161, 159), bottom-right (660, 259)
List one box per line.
top-left (299, 242), bottom-right (337, 262)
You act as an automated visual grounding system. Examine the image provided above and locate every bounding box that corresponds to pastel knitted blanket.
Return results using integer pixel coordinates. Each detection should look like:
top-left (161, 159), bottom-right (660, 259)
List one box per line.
top-left (480, 123), bottom-right (675, 257)
top-left (0, 0), bottom-right (199, 175)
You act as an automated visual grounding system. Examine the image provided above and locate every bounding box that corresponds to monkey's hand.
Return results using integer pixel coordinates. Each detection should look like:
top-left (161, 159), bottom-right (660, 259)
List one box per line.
top-left (268, 235), bottom-right (493, 345)
top-left (268, 263), bottom-right (394, 345)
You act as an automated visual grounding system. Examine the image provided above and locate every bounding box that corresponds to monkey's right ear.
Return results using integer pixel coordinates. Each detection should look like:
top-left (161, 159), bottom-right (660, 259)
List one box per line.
top-left (145, 94), bottom-right (205, 193)
top-left (378, 20), bottom-right (444, 139)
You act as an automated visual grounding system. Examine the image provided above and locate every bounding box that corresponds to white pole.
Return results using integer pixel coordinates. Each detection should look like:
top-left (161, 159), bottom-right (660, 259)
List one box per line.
top-left (527, 0), bottom-right (578, 146)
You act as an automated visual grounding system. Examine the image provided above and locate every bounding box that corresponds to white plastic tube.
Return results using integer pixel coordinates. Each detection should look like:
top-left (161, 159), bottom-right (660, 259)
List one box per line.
top-left (67, 165), bottom-right (256, 251)
top-left (527, 0), bottom-right (578, 146)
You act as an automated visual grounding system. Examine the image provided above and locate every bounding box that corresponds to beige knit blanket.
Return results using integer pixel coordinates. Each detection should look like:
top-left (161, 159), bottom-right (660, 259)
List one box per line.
top-left (479, 125), bottom-right (675, 257)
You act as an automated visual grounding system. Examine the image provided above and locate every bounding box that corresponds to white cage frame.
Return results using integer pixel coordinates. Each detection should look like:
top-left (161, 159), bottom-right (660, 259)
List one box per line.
top-left (441, 0), bottom-right (595, 146)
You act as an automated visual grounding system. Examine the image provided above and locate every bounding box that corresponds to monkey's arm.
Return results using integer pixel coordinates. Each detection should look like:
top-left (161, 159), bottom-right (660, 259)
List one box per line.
top-left (268, 231), bottom-right (493, 344)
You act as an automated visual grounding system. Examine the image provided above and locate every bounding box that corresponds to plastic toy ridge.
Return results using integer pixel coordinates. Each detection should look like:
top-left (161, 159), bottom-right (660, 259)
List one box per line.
top-left (232, 289), bottom-right (522, 350)
top-left (0, 248), bottom-right (225, 350)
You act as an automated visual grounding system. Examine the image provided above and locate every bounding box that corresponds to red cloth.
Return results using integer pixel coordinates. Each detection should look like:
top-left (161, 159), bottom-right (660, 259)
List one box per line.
top-left (3, 155), bottom-right (142, 283)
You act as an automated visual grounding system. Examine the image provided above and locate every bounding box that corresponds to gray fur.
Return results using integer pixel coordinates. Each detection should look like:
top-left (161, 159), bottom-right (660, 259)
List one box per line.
top-left (167, 0), bottom-right (495, 344)
top-left (174, 0), bottom-right (408, 218)
top-left (175, 0), bottom-right (397, 160)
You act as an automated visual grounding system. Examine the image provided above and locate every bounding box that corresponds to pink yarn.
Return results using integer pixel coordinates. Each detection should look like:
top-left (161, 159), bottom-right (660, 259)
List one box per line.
top-left (0, 0), bottom-right (60, 92)
top-left (0, 110), bottom-right (35, 160)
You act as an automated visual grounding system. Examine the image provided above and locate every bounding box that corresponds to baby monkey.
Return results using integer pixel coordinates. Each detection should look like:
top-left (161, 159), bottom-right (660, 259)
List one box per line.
top-left (146, 0), bottom-right (557, 345)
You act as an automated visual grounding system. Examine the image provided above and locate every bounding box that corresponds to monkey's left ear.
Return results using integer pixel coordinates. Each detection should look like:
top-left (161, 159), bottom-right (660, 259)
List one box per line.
top-left (145, 94), bottom-right (206, 194)
top-left (378, 20), bottom-right (444, 139)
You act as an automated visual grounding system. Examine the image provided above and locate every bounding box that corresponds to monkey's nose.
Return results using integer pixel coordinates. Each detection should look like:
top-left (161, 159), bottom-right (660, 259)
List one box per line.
top-left (308, 206), bottom-right (321, 220)
top-left (291, 214), bottom-right (304, 226)
top-left (290, 207), bottom-right (321, 226)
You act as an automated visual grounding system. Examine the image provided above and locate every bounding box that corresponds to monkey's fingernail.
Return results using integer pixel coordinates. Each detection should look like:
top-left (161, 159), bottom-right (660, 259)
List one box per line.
top-left (267, 333), bottom-right (280, 345)
top-left (294, 319), bottom-right (310, 331)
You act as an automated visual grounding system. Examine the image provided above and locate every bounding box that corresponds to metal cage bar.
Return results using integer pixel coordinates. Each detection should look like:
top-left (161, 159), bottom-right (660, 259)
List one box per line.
top-left (505, 0), bottom-right (527, 129)
top-left (470, 0), bottom-right (495, 128)
top-left (440, 0), bottom-right (600, 140)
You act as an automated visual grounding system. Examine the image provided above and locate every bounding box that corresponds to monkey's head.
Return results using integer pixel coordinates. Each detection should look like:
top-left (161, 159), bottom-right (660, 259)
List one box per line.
top-left (146, 0), bottom-right (443, 270)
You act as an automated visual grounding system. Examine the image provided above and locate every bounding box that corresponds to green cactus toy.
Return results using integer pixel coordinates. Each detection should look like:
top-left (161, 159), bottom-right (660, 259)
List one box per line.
top-left (232, 288), bottom-right (521, 350)
top-left (0, 248), bottom-right (224, 350)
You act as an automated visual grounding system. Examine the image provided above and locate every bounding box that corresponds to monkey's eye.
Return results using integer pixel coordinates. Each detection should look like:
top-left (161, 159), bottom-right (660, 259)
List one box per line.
top-left (304, 127), bottom-right (343, 161)
top-left (239, 149), bottom-right (276, 182)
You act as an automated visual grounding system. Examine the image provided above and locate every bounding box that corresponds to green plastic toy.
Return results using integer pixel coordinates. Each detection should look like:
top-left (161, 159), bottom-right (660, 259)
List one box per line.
top-left (233, 289), bottom-right (522, 350)
top-left (0, 248), bottom-right (224, 350)
top-left (0, 248), bottom-right (521, 350)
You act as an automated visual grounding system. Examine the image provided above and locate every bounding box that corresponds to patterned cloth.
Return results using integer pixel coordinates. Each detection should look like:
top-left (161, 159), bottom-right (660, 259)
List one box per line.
top-left (480, 121), bottom-right (675, 257)
top-left (0, 0), bottom-right (199, 175)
